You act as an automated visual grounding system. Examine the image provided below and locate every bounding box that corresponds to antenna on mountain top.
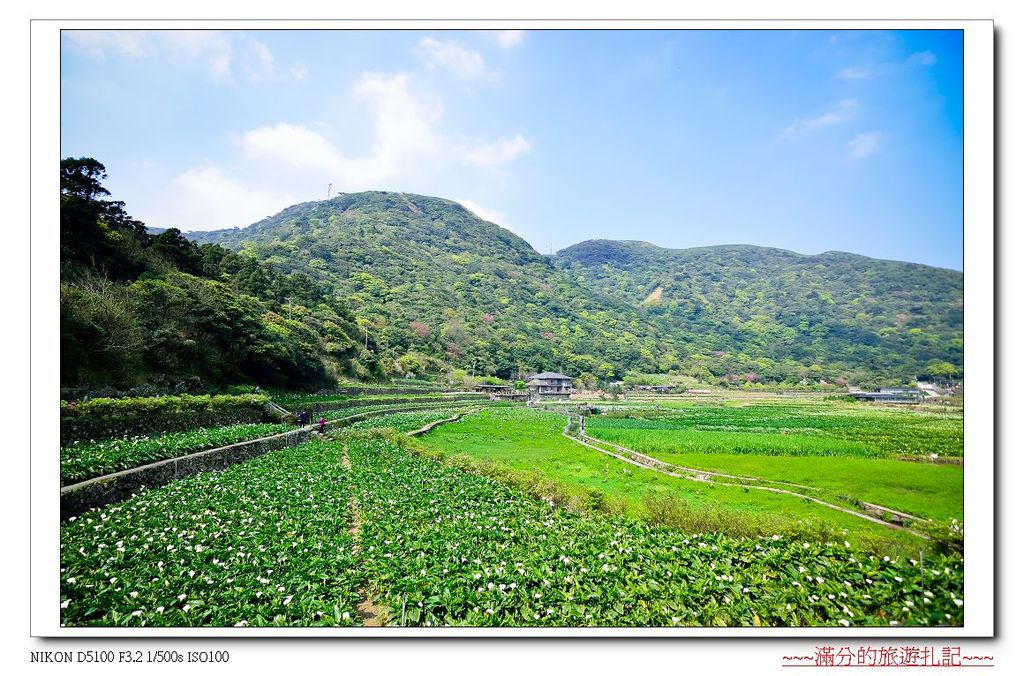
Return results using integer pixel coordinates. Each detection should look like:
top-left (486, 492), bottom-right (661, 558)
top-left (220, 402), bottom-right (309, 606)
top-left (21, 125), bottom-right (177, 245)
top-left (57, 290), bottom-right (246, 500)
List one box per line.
top-left (327, 183), bottom-right (333, 200)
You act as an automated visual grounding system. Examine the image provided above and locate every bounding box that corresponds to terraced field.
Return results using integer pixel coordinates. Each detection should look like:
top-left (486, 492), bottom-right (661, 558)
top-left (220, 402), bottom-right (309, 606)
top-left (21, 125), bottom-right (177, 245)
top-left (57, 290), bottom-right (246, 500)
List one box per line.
top-left (61, 432), bottom-right (964, 627)
top-left (583, 402), bottom-right (964, 523)
top-left (61, 422), bottom-right (294, 486)
top-left (61, 440), bottom-right (363, 627)
top-left (58, 392), bottom-right (965, 628)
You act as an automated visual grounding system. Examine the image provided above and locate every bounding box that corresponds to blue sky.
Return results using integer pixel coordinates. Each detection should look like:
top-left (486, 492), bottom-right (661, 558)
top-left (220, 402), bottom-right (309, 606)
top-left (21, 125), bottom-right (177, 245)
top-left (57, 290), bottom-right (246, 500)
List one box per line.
top-left (61, 29), bottom-right (964, 269)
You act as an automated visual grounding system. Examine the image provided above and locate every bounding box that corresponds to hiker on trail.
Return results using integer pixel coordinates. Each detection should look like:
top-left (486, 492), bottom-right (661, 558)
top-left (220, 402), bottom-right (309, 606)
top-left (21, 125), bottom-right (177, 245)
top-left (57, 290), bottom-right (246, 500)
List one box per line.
top-left (317, 417), bottom-right (327, 435)
top-left (297, 410), bottom-right (309, 426)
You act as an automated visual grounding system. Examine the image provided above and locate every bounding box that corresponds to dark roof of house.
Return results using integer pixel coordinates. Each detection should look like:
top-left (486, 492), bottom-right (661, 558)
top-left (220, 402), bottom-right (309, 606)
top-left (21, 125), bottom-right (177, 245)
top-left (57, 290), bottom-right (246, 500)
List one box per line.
top-left (532, 372), bottom-right (571, 380)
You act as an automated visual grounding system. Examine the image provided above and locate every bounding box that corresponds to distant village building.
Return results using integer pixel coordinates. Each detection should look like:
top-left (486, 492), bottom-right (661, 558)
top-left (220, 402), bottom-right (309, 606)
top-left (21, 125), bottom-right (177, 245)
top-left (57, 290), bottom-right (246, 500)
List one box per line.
top-left (527, 372), bottom-right (573, 401)
top-left (847, 386), bottom-right (922, 403)
top-left (634, 385), bottom-right (674, 393)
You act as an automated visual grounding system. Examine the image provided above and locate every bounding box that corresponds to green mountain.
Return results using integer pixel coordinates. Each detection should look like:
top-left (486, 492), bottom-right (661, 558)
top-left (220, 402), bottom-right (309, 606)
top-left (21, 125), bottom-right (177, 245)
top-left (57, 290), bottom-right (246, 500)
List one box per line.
top-left (188, 192), bottom-right (664, 380)
top-left (186, 192), bottom-right (963, 386)
top-left (554, 240), bottom-right (964, 385)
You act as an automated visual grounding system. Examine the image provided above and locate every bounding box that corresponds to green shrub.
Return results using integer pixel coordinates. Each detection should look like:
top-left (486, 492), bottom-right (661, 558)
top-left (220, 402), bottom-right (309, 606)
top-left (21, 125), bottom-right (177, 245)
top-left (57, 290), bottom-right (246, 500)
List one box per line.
top-left (60, 393), bottom-right (270, 444)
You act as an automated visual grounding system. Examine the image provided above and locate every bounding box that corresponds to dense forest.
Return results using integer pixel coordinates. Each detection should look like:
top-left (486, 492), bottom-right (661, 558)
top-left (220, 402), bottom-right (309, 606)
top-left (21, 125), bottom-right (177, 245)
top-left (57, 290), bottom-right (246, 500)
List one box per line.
top-left (60, 158), bottom-right (963, 390)
top-left (60, 158), bottom-right (384, 392)
top-left (187, 191), bottom-right (665, 382)
top-left (187, 191), bottom-right (963, 387)
top-left (555, 240), bottom-right (964, 387)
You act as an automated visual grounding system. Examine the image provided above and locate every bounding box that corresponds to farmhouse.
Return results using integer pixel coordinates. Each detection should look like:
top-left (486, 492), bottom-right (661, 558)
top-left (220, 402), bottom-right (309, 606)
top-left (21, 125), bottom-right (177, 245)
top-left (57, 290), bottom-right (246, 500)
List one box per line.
top-left (527, 372), bottom-right (573, 401)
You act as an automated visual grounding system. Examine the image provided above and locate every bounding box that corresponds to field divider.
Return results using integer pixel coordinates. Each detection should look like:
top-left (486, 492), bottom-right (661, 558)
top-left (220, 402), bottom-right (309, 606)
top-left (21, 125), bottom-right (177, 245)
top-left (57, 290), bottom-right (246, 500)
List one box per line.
top-left (405, 408), bottom-right (481, 436)
top-left (562, 414), bottom-right (928, 538)
top-left (60, 402), bottom-right (490, 520)
top-left (580, 428), bottom-right (822, 492)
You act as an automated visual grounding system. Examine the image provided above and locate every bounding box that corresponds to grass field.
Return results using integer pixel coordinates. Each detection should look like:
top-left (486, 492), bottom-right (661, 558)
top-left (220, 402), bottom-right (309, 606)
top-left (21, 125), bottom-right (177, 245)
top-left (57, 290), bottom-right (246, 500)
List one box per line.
top-left (418, 407), bottom-right (935, 553)
top-left (585, 399), bottom-right (964, 458)
top-left (583, 405), bottom-right (963, 523)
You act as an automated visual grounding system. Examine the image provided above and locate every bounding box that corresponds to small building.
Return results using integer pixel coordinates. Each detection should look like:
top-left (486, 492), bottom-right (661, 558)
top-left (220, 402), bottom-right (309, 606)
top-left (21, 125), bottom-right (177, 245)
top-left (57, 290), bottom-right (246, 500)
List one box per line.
top-left (527, 372), bottom-right (573, 401)
top-left (635, 384), bottom-right (674, 394)
top-left (848, 387), bottom-right (922, 403)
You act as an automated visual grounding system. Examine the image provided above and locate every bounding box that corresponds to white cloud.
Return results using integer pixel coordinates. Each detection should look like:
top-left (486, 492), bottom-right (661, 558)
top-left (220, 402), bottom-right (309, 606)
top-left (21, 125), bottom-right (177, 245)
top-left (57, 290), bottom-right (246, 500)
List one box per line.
top-left (784, 99), bottom-right (857, 137)
top-left (64, 30), bottom-right (304, 83)
top-left (170, 165), bottom-right (296, 230)
top-left (63, 30), bottom-right (150, 58)
top-left (161, 31), bottom-right (233, 80)
top-left (415, 37), bottom-right (488, 78)
top-left (457, 198), bottom-right (517, 234)
top-left (237, 72), bottom-right (443, 188)
top-left (837, 67), bottom-right (871, 80)
top-left (239, 123), bottom-right (343, 173)
top-left (493, 30), bottom-right (525, 49)
top-left (464, 134), bottom-right (532, 167)
top-left (350, 71), bottom-right (444, 179)
top-left (245, 38), bottom-right (275, 81)
top-left (848, 131), bottom-right (883, 159)
top-left (908, 50), bottom-right (938, 67)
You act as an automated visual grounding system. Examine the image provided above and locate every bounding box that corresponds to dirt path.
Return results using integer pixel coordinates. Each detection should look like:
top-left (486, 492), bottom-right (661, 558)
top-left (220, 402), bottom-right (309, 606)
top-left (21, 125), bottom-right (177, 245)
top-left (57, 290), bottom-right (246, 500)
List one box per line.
top-left (405, 407), bottom-right (480, 436)
top-left (561, 414), bottom-right (928, 538)
top-left (341, 445), bottom-right (385, 627)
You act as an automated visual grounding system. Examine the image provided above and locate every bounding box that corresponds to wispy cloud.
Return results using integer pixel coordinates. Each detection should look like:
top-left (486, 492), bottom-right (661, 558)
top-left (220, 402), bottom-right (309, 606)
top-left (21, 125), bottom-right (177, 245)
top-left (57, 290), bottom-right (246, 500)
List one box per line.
top-left (415, 37), bottom-right (489, 78)
top-left (171, 165), bottom-right (297, 229)
top-left (157, 31), bottom-right (234, 81)
top-left (464, 134), bottom-right (532, 167)
top-left (492, 30), bottom-right (525, 49)
top-left (837, 67), bottom-right (871, 80)
top-left (457, 198), bottom-right (519, 235)
top-left (238, 71), bottom-right (443, 186)
top-left (63, 30), bottom-right (150, 58)
top-left (63, 30), bottom-right (305, 83)
top-left (908, 50), bottom-right (938, 67)
top-left (784, 99), bottom-right (857, 137)
top-left (848, 131), bottom-right (883, 159)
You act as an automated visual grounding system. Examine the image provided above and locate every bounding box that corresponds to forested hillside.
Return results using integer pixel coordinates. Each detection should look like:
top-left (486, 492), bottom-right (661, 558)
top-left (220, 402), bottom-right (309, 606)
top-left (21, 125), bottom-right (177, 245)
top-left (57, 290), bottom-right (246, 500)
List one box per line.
top-left (60, 158), bottom-right (384, 391)
top-left (555, 240), bottom-right (963, 385)
top-left (188, 192), bottom-right (667, 380)
top-left (188, 193), bottom-right (963, 386)
top-left (61, 158), bottom-right (963, 389)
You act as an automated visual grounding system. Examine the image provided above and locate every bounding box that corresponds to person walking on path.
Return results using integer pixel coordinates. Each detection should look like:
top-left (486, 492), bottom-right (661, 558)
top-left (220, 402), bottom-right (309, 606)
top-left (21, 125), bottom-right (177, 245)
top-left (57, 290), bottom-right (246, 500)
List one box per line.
top-left (297, 410), bottom-right (309, 426)
top-left (317, 417), bottom-right (327, 435)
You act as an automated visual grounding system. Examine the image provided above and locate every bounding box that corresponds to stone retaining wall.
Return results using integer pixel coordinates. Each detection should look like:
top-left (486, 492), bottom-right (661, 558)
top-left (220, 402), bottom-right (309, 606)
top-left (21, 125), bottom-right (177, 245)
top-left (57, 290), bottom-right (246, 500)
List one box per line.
top-left (60, 402), bottom-right (484, 520)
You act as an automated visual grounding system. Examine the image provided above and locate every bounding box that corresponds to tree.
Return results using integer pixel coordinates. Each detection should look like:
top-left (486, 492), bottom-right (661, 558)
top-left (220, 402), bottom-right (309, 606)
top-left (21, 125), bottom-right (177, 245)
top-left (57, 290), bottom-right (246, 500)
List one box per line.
top-left (925, 361), bottom-right (960, 384)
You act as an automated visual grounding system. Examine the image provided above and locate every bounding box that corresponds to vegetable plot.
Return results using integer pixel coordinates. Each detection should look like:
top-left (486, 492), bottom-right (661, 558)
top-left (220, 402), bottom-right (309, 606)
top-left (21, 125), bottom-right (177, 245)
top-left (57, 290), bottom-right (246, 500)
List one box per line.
top-left (349, 435), bottom-right (964, 627)
top-left (60, 440), bottom-right (362, 627)
top-left (61, 422), bottom-right (294, 486)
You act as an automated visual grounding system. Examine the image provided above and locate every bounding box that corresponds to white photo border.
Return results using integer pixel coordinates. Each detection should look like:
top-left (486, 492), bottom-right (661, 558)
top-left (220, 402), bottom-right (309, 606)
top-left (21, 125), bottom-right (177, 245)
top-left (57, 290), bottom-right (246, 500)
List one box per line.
top-left (30, 18), bottom-right (994, 638)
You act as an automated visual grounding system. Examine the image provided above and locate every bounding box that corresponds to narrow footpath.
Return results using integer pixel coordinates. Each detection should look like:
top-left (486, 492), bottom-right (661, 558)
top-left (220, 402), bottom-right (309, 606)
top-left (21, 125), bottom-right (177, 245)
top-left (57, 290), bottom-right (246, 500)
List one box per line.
top-left (340, 445), bottom-right (384, 627)
top-left (562, 412), bottom-right (929, 538)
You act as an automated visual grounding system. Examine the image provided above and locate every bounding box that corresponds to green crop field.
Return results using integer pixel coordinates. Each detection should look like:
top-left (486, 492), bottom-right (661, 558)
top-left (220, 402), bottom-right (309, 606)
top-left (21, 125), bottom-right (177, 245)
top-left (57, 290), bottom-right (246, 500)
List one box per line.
top-left (58, 392), bottom-right (965, 628)
top-left (417, 407), bottom-right (951, 553)
top-left (61, 432), bottom-right (964, 627)
top-left (61, 422), bottom-right (295, 486)
top-left (581, 401), bottom-right (964, 523)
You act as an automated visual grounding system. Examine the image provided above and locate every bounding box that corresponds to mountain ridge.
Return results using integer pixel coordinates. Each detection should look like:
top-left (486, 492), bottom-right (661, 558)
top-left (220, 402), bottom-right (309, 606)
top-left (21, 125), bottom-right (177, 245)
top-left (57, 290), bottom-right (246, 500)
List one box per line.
top-left (181, 190), bottom-right (963, 385)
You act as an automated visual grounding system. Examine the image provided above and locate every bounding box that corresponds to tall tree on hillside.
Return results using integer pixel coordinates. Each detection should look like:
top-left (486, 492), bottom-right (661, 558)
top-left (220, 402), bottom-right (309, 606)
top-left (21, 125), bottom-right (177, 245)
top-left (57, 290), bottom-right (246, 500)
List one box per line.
top-left (60, 157), bottom-right (148, 279)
